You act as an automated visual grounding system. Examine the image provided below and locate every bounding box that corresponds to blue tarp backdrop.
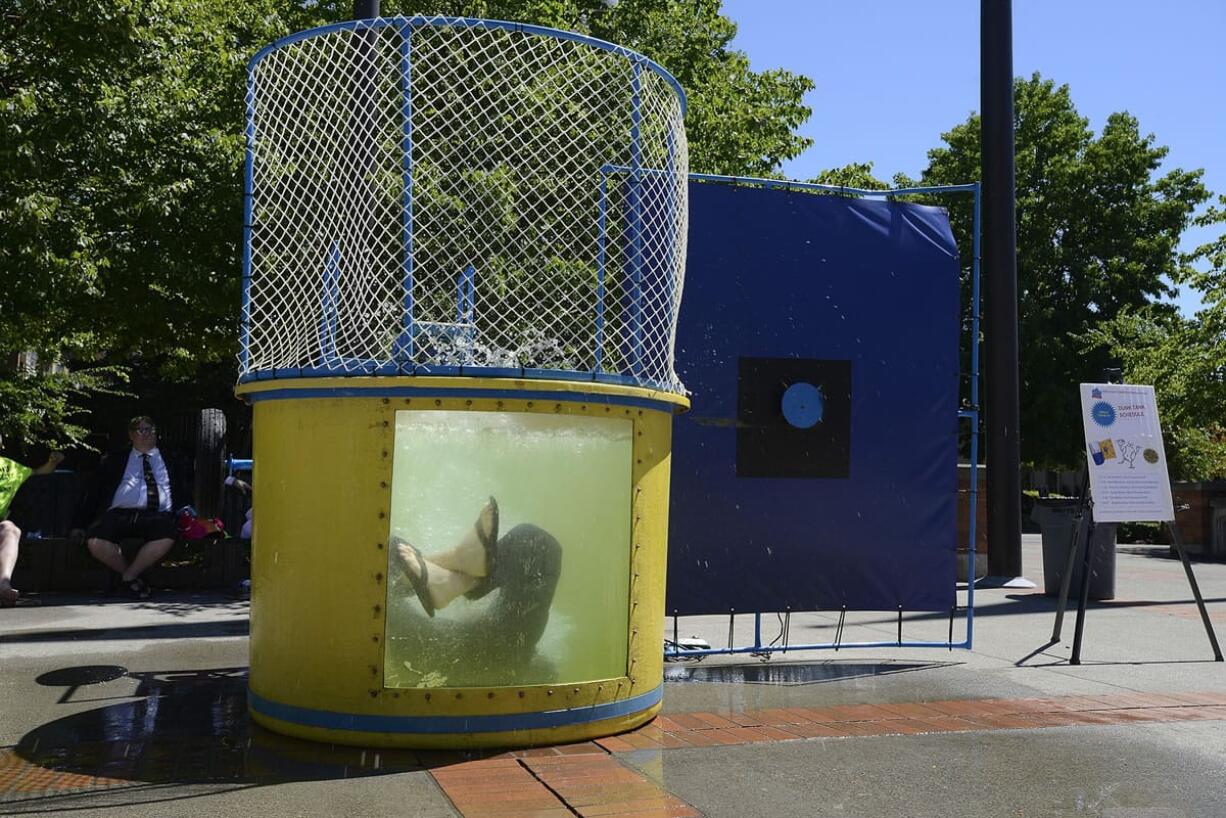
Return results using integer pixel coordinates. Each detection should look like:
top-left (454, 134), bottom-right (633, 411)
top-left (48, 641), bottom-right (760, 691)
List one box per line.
top-left (666, 182), bottom-right (961, 614)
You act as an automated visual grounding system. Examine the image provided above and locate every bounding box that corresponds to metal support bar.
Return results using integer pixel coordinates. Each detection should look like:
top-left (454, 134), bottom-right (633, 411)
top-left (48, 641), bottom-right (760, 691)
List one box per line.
top-left (1052, 467), bottom-right (1091, 642)
top-left (1167, 523), bottom-right (1225, 662)
top-left (1069, 515), bottom-right (1096, 665)
top-left (319, 242), bottom-right (342, 363)
top-left (396, 22), bottom-right (415, 367)
top-left (627, 61), bottom-right (644, 377)
top-left (239, 72), bottom-right (256, 373)
top-left (982, 0), bottom-right (1024, 582)
top-left (1051, 511), bottom-right (1089, 643)
top-left (665, 639), bottom-right (973, 659)
top-left (594, 172), bottom-right (609, 372)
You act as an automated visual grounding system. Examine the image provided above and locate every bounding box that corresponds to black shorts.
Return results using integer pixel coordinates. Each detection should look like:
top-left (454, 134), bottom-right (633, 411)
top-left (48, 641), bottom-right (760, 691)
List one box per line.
top-left (87, 509), bottom-right (177, 544)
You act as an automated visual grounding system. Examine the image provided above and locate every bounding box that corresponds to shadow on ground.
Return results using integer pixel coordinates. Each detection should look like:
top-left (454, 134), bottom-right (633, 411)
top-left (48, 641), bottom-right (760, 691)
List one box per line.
top-left (4, 665), bottom-right (485, 813)
top-left (663, 660), bottom-right (955, 686)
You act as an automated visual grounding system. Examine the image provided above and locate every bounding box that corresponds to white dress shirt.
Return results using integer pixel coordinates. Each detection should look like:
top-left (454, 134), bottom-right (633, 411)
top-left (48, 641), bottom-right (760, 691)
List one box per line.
top-left (110, 447), bottom-right (173, 512)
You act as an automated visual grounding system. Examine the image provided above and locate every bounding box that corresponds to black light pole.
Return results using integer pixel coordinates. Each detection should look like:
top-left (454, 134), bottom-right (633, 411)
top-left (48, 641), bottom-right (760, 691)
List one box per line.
top-left (979, 0), bottom-right (1031, 588)
top-left (355, 0), bottom-right (379, 18)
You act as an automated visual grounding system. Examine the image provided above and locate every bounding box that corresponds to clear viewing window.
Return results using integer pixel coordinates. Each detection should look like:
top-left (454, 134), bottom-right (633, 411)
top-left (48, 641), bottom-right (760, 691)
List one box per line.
top-left (384, 409), bottom-right (633, 688)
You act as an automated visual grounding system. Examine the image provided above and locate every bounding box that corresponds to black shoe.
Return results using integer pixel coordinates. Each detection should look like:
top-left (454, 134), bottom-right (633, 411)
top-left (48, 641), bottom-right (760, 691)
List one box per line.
top-left (123, 577), bottom-right (152, 600)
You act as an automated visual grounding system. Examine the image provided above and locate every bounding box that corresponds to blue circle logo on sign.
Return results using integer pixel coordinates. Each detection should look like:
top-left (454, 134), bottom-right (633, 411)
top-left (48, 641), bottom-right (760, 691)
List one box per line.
top-left (1091, 401), bottom-right (1116, 428)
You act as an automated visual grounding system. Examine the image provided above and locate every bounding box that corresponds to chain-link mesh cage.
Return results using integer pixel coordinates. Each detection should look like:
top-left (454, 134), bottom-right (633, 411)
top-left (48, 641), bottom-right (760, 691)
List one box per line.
top-left (240, 17), bottom-right (688, 393)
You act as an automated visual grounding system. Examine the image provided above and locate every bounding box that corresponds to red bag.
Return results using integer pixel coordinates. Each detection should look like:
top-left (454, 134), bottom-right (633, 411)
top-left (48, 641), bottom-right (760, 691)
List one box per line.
top-left (177, 509), bottom-right (225, 541)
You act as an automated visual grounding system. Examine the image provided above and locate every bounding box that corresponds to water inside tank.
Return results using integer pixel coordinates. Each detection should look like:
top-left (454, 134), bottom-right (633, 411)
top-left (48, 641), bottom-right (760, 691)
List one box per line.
top-left (383, 409), bottom-right (633, 688)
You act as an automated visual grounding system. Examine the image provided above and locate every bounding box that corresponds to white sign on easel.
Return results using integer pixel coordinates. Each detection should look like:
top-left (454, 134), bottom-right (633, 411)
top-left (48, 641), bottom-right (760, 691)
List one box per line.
top-left (1079, 383), bottom-right (1174, 523)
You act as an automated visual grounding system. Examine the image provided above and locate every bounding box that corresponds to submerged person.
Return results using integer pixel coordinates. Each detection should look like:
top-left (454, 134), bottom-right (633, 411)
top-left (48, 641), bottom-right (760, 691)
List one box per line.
top-left (390, 497), bottom-right (562, 676)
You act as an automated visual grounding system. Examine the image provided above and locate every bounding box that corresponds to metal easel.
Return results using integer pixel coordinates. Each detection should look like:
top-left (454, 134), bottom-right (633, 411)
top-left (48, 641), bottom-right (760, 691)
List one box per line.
top-left (1050, 471), bottom-right (1222, 665)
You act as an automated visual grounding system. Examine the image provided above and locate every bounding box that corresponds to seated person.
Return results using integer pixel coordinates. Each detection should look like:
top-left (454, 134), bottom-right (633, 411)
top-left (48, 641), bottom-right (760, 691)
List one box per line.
top-left (75, 416), bottom-right (192, 599)
top-left (0, 440), bottom-right (64, 608)
top-left (390, 497), bottom-right (563, 675)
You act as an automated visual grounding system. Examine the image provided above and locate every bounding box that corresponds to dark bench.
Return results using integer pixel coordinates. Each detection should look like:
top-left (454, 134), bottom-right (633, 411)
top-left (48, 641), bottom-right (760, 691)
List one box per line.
top-left (8, 471), bottom-right (250, 594)
top-left (12, 536), bottom-right (248, 593)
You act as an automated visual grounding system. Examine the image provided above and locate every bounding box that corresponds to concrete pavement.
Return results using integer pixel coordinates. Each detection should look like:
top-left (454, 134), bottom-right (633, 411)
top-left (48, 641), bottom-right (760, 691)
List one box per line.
top-left (2, 535), bottom-right (1224, 817)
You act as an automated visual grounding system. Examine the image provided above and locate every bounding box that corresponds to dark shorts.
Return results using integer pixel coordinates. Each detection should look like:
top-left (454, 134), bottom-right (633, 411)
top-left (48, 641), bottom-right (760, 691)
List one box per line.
top-left (87, 509), bottom-right (176, 544)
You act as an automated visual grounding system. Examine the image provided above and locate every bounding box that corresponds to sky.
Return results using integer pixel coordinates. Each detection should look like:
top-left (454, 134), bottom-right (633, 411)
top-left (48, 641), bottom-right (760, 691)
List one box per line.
top-left (720, 0), bottom-right (1225, 316)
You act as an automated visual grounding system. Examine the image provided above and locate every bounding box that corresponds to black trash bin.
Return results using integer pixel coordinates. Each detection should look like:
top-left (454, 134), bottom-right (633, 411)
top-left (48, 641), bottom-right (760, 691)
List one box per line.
top-left (1031, 499), bottom-right (1117, 600)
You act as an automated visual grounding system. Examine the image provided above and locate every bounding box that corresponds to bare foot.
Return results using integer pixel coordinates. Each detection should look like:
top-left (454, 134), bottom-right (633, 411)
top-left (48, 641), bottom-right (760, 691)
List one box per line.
top-left (0, 584), bottom-right (18, 608)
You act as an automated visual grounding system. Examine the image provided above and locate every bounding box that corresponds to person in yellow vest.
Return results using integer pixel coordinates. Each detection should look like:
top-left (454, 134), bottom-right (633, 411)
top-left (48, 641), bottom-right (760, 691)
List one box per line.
top-left (0, 438), bottom-right (64, 608)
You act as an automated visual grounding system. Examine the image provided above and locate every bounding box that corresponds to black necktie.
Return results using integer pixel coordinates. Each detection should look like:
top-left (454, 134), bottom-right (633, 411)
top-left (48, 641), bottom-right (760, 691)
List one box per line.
top-left (141, 453), bottom-right (160, 510)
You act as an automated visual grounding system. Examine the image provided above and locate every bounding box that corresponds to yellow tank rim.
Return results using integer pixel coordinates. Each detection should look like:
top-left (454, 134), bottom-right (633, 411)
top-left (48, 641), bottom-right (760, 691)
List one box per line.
top-left (236, 375), bottom-right (690, 414)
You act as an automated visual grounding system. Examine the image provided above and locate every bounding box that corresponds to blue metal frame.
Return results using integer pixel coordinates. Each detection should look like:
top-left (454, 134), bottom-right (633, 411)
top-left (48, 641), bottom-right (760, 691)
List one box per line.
top-left (396, 20), bottom-right (416, 368)
top-left (239, 73), bottom-right (256, 374)
top-left (627, 61), bottom-right (644, 378)
top-left (662, 175), bottom-right (982, 657)
top-left (594, 173), bottom-right (610, 373)
top-left (319, 242), bottom-right (342, 365)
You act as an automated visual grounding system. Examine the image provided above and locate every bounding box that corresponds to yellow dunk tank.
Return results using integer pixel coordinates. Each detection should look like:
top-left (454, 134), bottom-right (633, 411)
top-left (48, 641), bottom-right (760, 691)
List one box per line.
top-left (236, 16), bottom-right (691, 747)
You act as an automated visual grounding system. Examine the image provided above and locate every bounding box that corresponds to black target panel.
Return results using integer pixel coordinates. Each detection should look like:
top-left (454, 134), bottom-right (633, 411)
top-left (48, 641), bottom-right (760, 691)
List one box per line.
top-left (736, 357), bottom-right (851, 478)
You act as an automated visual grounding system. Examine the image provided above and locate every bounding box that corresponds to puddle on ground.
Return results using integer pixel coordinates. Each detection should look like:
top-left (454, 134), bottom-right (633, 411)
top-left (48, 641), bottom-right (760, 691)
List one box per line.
top-left (663, 660), bottom-right (949, 686)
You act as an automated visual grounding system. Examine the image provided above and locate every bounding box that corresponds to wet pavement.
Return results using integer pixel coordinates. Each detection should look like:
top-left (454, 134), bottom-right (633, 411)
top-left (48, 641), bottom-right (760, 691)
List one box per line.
top-left (2, 536), bottom-right (1225, 817)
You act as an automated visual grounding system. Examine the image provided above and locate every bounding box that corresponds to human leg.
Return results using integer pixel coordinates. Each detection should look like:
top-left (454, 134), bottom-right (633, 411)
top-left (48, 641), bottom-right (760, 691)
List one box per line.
top-left (426, 497), bottom-right (498, 578)
top-left (87, 537), bottom-right (129, 574)
top-left (392, 537), bottom-right (481, 616)
top-left (124, 538), bottom-right (174, 581)
top-left (0, 520), bottom-right (21, 607)
top-left (86, 510), bottom-right (131, 574)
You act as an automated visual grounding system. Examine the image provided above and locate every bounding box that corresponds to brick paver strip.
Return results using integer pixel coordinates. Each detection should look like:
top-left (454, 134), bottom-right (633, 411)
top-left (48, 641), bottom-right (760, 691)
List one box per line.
top-left (430, 753), bottom-right (705, 818)
top-left (523, 755), bottom-right (702, 818)
top-left (593, 692), bottom-right (1226, 755)
top-left (6, 691), bottom-right (1226, 814)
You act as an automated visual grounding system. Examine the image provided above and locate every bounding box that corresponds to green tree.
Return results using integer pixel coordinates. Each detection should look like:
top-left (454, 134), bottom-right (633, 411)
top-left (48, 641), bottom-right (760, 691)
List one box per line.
top-left (347, 0), bottom-right (815, 175)
top-left (1080, 195), bottom-right (1226, 479)
top-left (1, 0), bottom-right (294, 447)
top-left (905, 74), bottom-right (1210, 468)
top-left (809, 162), bottom-right (889, 191)
top-left (1079, 308), bottom-right (1226, 479)
top-left (1, 0), bottom-right (814, 448)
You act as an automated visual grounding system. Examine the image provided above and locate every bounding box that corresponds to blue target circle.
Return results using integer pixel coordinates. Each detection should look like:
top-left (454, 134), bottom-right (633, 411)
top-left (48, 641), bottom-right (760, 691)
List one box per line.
top-left (1091, 401), bottom-right (1116, 428)
top-left (781, 382), bottom-right (824, 429)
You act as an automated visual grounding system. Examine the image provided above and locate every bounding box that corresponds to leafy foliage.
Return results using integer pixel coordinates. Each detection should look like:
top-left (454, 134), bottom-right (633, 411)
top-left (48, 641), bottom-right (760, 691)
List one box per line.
top-left (903, 74), bottom-right (1212, 468)
top-left (809, 162), bottom-right (889, 191)
top-left (1080, 195), bottom-right (1226, 479)
top-left (0, 366), bottom-right (129, 452)
top-left (1, 0), bottom-right (295, 447)
top-left (1079, 308), bottom-right (1226, 479)
top-left (353, 0), bottom-right (816, 174)
top-left (1, 0), bottom-right (815, 448)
